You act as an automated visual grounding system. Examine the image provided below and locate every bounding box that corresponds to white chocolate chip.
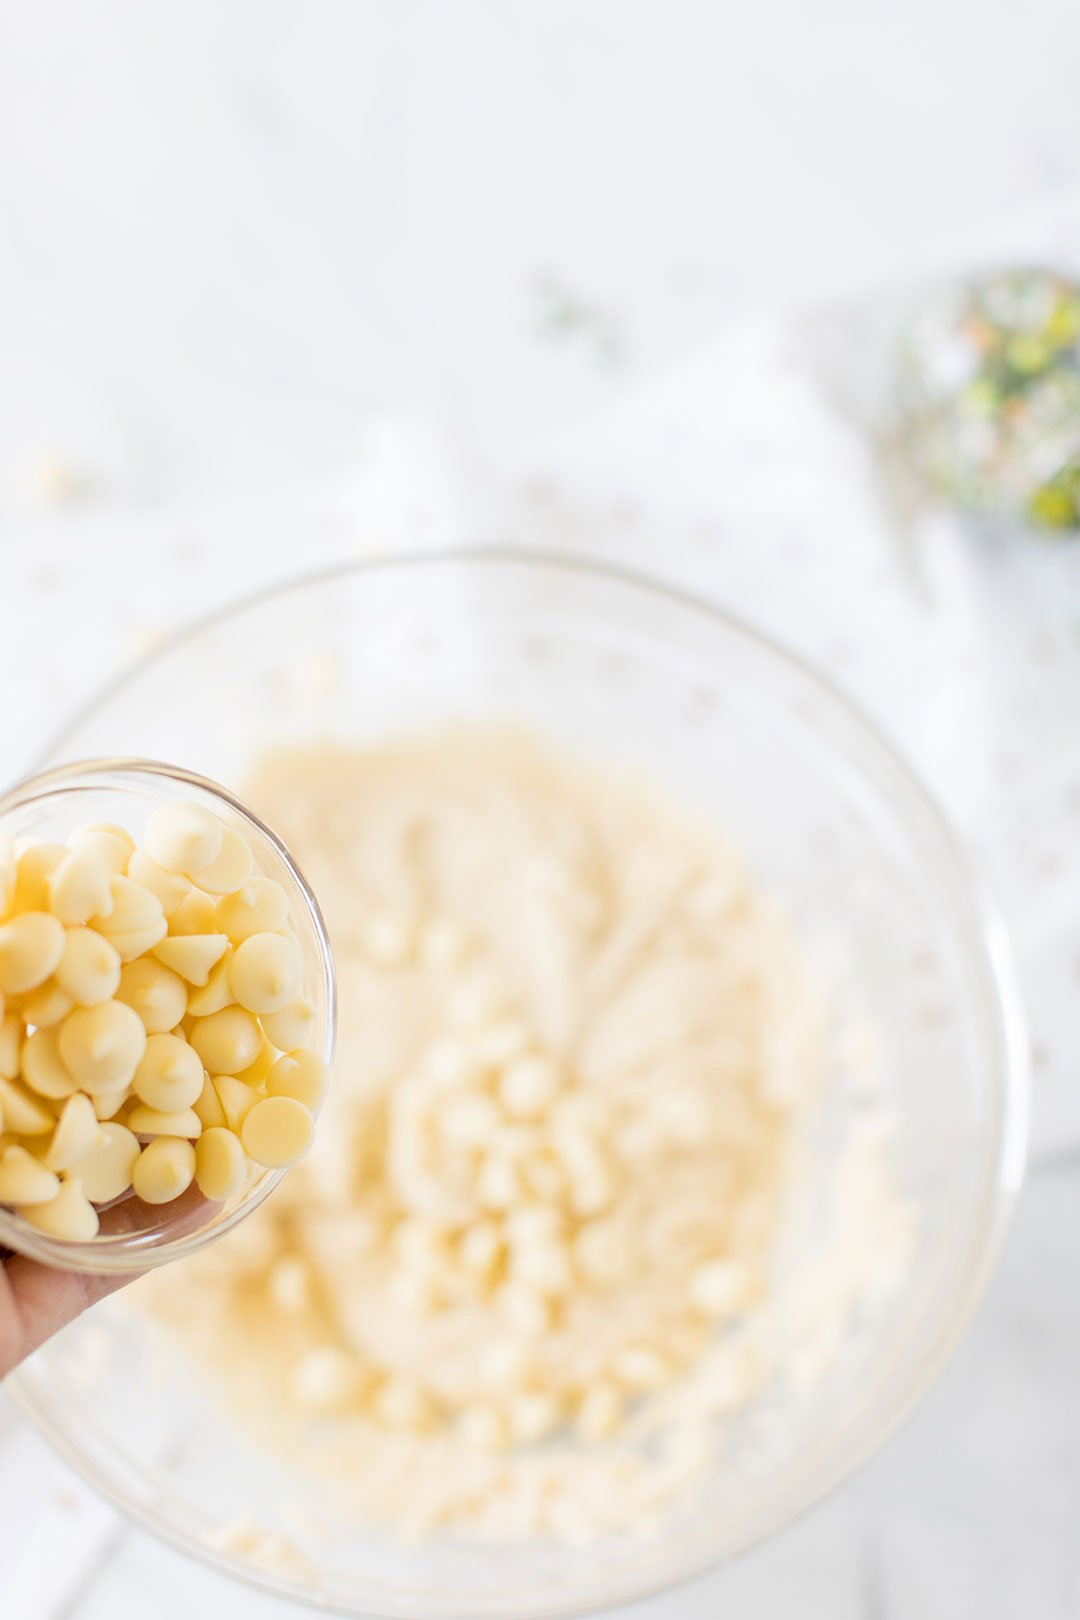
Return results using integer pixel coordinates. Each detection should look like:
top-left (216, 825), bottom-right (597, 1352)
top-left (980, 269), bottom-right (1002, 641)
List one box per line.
top-left (422, 1034), bottom-right (479, 1091)
top-left (22, 1026), bottom-right (79, 1100)
top-left (372, 1376), bottom-right (433, 1433)
top-left (56, 927), bottom-right (122, 1007)
top-left (44, 1092), bottom-right (104, 1172)
top-left (20, 1174), bottom-right (99, 1240)
top-left (436, 1087), bottom-right (499, 1148)
top-left (0, 1144), bottom-right (60, 1205)
top-left (229, 932), bottom-right (303, 1014)
top-left (446, 973), bottom-right (501, 1030)
top-left (391, 1216), bottom-right (446, 1271)
top-left (132, 1032), bottom-right (205, 1111)
top-left (92, 874), bottom-right (165, 937)
top-left (212, 1074), bottom-right (260, 1133)
top-left (215, 879), bottom-right (289, 944)
top-left (266, 1051), bottom-right (329, 1112)
top-left (687, 1258), bottom-right (750, 1319)
top-left (193, 1074), bottom-right (228, 1130)
top-left (92, 1089), bottom-right (129, 1122)
top-left (189, 1006), bottom-right (262, 1074)
top-left (184, 950), bottom-right (234, 1016)
top-left (259, 995), bottom-right (316, 1054)
top-left (509, 1390), bottom-right (562, 1443)
top-left (495, 1278), bottom-right (550, 1337)
top-left (418, 916), bottom-right (471, 971)
top-left (504, 1203), bottom-right (562, 1246)
top-left (12, 845), bottom-right (66, 913)
top-left (0, 911), bottom-right (65, 994)
top-left (290, 1346), bottom-right (365, 1414)
top-left (114, 957), bottom-right (187, 1033)
top-left (127, 1103), bottom-right (203, 1138)
top-left (126, 849), bottom-right (193, 918)
top-left (457, 1219), bottom-right (502, 1274)
top-left (241, 1096), bottom-right (314, 1168)
top-left (20, 977), bottom-right (74, 1029)
top-left (478, 1152), bottom-right (521, 1212)
top-left (609, 1344), bottom-right (670, 1392)
top-left (75, 1122), bottom-right (140, 1203)
top-left (456, 1404), bottom-right (508, 1450)
top-left (0, 1012), bottom-right (20, 1078)
top-left (189, 826), bottom-right (254, 895)
top-left (573, 1216), bottom-right (635, 1286)
top-left (497, 1053), bottom-right (562, 1119)
top-left (152, 932), bottom-right (230, 986)
top-left (520, 1146), bottom-right (565, 1202)
top-left (575, 1379), bottom-right (623, 1440)
top-left (0, 1074), bottom-right (57, 1134)
top-left (268, 1256), bottom-right (310, 1312)
top-left (509, 1235), bottom-right (573, 1297)
top-left (473, 1018), bottom-right (532, 1066)
top-left (389, 1269), bottom-right (438, 1314)
top-left (132, 1135), bottom-right (196, 1204)
top-left (360, 911), bottom-right (414, 967)
top-left (70, 824), bottom-right (135, 876)
top-left (568, 1166), bottom-right (617, 1219)
top-left (58, 1000), bottom-right (147, 1093)
top-left (195, 1126), bottom-right (248, 1200)
top-left (100, 920), bottom-right (169, 963)
top-left (169, 889), bottom-right (218, 936)
top-left (145, 804), bottom-right (223, 876)
top-left (233, 1039), bottom-right (277, 1087)
top-left (48, 846), bottom-right (114, 926)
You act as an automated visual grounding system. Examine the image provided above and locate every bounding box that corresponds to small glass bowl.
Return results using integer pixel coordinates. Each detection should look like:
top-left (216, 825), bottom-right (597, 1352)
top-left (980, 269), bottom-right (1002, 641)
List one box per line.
top-left (0, 757), bottom-right (336, 1274)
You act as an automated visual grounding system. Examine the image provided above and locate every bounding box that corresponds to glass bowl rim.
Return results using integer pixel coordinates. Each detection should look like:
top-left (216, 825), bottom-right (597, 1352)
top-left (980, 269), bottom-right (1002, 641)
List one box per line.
top-left (14, 547), bottom-right (1029, 1616)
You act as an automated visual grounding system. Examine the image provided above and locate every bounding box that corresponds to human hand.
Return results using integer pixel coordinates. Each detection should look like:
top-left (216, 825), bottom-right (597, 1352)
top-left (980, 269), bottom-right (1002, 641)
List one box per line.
top-left (0, 1257), bottom-right (129, 1378)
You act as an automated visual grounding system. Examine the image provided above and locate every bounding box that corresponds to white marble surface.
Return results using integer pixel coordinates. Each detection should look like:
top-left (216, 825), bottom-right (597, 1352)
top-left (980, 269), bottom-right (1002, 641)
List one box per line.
top-left (2, 5), bottom-right (1080, 1616)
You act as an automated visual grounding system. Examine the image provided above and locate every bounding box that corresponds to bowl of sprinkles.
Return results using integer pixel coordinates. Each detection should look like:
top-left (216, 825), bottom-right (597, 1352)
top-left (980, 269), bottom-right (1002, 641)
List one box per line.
top-left (898, 266), bottom-right (1080, 532)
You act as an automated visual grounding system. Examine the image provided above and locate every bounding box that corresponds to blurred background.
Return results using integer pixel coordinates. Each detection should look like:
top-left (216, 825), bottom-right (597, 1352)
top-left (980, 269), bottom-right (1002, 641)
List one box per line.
top-left (1, 3), bottom-right (1079, 1617)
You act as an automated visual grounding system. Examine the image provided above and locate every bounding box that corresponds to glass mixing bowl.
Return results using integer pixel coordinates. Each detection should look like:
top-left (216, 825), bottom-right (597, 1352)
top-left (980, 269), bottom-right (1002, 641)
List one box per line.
top-left (11, 553), bottom-right (1027, 1618)
top-left (0, 757), bottom-right (335, 1274)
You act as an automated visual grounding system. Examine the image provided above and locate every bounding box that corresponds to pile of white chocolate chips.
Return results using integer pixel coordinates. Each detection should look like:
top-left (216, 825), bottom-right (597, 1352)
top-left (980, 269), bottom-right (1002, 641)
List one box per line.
top-left (134, 733), bottom-right (909, 1541)
top-left (0, 804), bottom-right (325, 1239)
